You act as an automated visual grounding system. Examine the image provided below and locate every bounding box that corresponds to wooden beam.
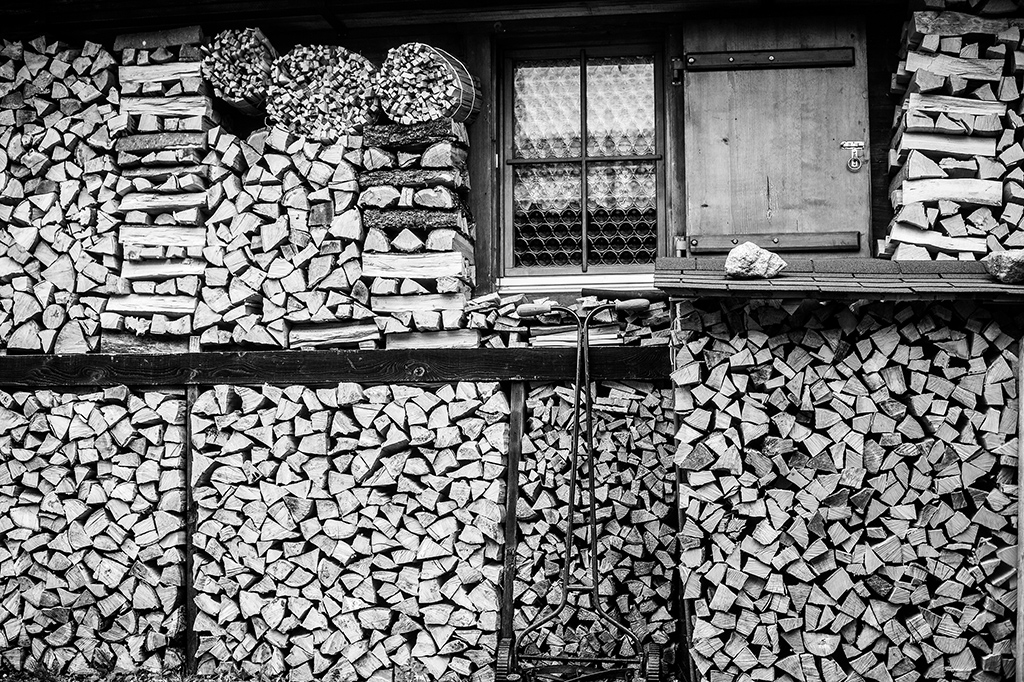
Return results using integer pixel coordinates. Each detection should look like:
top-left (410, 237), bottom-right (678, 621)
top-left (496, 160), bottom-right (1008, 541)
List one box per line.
top-left (1017, 340), bottom-right (1024, 682)
top-left (0, 348), bottom-right (671, 388)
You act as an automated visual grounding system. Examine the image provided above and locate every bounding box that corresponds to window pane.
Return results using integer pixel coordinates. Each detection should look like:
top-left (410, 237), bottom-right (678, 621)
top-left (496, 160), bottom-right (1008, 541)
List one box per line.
top-left (586, 56), bottom-right (655, 157)
top-left (513, 164), bottom-right (583, 268)
top-left (513, 59), bottom-right (582, 159)
top-left (587, 161), bottom-right (657, 266)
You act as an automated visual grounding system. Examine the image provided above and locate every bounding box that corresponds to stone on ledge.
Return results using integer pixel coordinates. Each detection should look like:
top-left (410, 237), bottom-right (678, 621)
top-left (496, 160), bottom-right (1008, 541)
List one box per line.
top-left (725, 242), bottom-right (787, 279)
top-left (984, 250), bottom-right (1024, 284)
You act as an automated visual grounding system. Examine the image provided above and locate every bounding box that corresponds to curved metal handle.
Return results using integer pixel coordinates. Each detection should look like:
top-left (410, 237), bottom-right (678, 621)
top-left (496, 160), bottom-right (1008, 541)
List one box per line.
top-left (516, 303), bottom-right (553, 318)
top-left (615, 298), bottom-right (650, 314)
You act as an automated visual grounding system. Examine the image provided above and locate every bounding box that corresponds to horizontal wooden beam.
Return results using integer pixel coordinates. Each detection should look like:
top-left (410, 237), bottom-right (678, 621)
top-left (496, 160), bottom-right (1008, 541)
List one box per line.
top-left (0, 347), bottom-right (671, 388)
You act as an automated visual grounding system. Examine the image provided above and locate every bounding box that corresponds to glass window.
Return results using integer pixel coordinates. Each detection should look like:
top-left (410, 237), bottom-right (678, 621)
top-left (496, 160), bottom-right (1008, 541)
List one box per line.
top-left (504, 50), bottom-right (661, 274)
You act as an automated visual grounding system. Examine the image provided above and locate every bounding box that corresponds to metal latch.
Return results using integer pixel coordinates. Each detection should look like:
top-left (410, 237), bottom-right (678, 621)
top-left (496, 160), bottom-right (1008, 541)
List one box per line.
top-left (841, 141), bottom-right (865, 173)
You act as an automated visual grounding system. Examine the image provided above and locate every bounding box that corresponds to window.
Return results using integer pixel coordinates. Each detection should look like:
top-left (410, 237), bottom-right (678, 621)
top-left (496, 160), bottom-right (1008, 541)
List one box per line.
top-left (501, 47), bottom-right (663, 278)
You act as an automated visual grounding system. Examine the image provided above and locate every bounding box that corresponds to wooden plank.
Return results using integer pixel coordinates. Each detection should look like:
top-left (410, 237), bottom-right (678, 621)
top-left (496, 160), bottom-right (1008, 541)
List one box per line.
top-left (0, 348), bottom-right (673, 388)
top-left (114, 132), bottom-right (207, 154)
top-left (684, 47), bottom-right (854, 71)
top-left (370, 293), bottom-right (467, 313)
top-left (909, 10), bottom-right (1024, 45)
top-left (119, 192), bottom-right (208, 214)
top-left (688, 231), bottom-right (860, 253)
top-left (121, 95), bottom-right (213, 118)
top-left (1018, 340), bottom-right (1024, 682)
top-left (901, 179), bottom-right (1002, 206)
top-left (904, 51), bottom-right (1003, 82)
top-left (465, 30), bottom-right (497, 295)
top-left (106, 294), bottom-right (197, 315)
top-left (898, 131), bottom-right (997, 159)
top-left (362, 251), bottom-right (470, 279)
top-left (121, 259), bottom-right (206, 280)
top-left (119, 226), bottom-right (207, 248)
top-left (905, 93), bottom-right (1007, 118)
top-left (684, 14), bottom-right (871, 257)
top-left (119, 62), bottom-right (203, 87)
top-left (385, 330), bottom-right (481, 348)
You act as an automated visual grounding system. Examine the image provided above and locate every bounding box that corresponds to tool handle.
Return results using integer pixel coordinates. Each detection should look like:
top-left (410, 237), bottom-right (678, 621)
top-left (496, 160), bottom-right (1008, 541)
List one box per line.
top-left (516, 303), bottom-right (554, 318)
top-left (580, 288), bottom-right (668, 303)
top-left (615, 298), bottom-right (651, 314)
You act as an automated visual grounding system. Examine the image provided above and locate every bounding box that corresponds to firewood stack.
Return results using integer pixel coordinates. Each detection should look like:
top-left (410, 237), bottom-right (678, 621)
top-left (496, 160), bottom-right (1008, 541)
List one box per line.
top-left (463, 293), bottom-right (671, 348)
top-left (0, 37), bottom-right (121, 353)
top-left (201, 28), bottom-right (277, 117)
top-left (0, 386), bottom-right (187, 674)
top-left (884, 9), bottom-right (1024, 259)
top-left (376, 43), bottom-right (482, 126)
top-left (513, 382), bottom-right (677, 661)
top-left (190, 382), bottom-right (508, 682)
top-left (107, 26), bottom-right (214, 338)
top-left (358, 119), bottom-right (478, 349)
top-left (192, 124), bottom-right (370, 349)
top-left (266, 45), bottom-right (379, 140)
top-left (672, 298), bottom-right (1019, 682)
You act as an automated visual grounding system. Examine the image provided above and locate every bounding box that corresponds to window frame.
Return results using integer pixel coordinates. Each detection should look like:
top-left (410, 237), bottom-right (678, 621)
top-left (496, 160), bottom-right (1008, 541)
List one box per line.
top-left (499, 43), bottom-right (667, 278)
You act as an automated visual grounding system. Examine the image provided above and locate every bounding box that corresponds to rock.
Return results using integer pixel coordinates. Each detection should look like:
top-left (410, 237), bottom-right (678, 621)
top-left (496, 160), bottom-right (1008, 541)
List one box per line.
top-left (725, 242), bottom-right (787, 279)
top-left (983, 250), bottom-right (1024, 284)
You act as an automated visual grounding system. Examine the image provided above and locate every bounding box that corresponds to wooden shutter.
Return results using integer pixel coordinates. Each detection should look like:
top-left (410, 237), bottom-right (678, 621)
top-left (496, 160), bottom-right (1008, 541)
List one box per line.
top-left (682, 15), bottom-right (871, 257)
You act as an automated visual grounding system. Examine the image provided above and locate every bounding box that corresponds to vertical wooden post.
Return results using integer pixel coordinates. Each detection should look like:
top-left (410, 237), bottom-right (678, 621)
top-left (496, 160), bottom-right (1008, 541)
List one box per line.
top-left (183, 336), bottom-right (200, 673)
top-left (501, 381), bottom-right (526, 639)
top-left (1016, 341), bottom-right (1024, 682)
top-left (465, 30), bottom-right (496, 294)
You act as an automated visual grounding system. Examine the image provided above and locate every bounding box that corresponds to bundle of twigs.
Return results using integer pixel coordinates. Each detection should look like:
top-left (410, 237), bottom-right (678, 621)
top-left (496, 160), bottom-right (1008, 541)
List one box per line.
top-left (266, 44), bottom-right (380, 138)
top-left (201, 28), bottom-right (277, 116)
top-left (377, 42), bottom-right (481, 125)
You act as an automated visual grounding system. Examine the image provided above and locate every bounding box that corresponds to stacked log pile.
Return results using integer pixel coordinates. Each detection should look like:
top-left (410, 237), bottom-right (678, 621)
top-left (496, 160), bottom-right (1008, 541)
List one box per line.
top-left (359, 120), bottom-right (478, 349)
top-left (377, 43), bottom-right (481, 126)
top-left (672, 298), bottom-right (1019, 682)
top-left (0, 386), bottom-right (186, 673)
top-left (193, 124), bottom-right (370, 349)
top-left (201, 28), bottom-right (277, 116)
top-left (885, 10), bottom-right (1024, 259)
top-left (266, 45), bottom-right (379, 140)
top-left (0, 37), bottom-right (123, 353)
top-left (190, 381), bottom-right (508, 682)
top-left (107, 26), bottom-right (213, 338)
top-left (513, 381), bottom-right (677, 660)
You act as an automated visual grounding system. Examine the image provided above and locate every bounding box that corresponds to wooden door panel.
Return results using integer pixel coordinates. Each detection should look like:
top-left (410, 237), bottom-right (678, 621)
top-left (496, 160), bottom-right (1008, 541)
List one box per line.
top-left (683, 16), bottom-right (871, 257)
